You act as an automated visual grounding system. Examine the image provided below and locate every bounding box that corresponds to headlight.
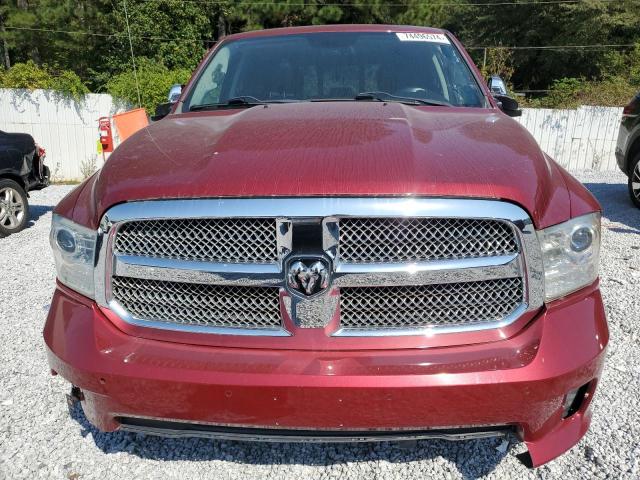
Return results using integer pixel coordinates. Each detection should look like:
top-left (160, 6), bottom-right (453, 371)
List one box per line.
top-left (537, 212), bottom-right (601, 301)
top-left (50, 214), bottom-right (97, 299)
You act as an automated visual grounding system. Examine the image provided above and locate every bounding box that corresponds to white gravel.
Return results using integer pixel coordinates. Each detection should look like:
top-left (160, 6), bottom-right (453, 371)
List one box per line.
top-left (1, 171), bottom-right (639, 479)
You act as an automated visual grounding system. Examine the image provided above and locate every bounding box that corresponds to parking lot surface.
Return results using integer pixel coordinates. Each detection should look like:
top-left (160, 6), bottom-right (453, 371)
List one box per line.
top-left (0, 171), bottom-right (638, 479)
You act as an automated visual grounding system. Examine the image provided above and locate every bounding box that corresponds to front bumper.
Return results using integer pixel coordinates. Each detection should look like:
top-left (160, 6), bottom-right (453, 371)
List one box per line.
top-left (44, 283), bottom-right (608, 467)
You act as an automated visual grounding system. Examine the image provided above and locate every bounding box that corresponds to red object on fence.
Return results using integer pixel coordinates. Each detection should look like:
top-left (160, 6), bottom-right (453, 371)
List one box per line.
top-left (98, 117), bottom-right (113, 153)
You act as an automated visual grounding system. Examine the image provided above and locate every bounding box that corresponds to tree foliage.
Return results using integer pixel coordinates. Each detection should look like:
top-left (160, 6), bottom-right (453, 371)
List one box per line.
top-left (450, 0), bottom-right (640, 90)
top-left (1, 0), bottom-right (639, 107)
top-left (106, 57), bottom-right (191, 113)
top-left (523, 75), bottom-right (638, 109)
top-left (0, 60), bottom-right (88, 99)
top-left (479, 48), bottom-right (515, 84)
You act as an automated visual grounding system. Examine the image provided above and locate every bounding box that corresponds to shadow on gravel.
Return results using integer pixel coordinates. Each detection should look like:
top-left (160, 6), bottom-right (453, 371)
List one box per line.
top-left (583, 182), bottom-right (640, 234)
top-left (69, 403), bottom-right (510, 479)
top-left (26, 204), bottom-right (53, 226)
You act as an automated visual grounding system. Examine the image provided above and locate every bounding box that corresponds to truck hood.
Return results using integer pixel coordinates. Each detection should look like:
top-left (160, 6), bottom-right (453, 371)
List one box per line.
top-left (93, 102), bottom-right (571, 228)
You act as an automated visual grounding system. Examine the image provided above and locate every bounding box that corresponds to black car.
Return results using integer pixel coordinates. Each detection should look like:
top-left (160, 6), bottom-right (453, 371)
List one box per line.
top-left (0, 130), bottom-right (50, 237)
top-left (615, 93), bottom-right (640, 208)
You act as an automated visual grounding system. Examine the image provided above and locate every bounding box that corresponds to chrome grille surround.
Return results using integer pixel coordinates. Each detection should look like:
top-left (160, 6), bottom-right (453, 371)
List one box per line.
top-left (114, 218), bottom-right (278, 263)
top-left (94, 198), bottom-right (544, 337)
top-left (339, 217), bottom-right (518, 263)
top-left (339, 278), bottom-right (524, 330)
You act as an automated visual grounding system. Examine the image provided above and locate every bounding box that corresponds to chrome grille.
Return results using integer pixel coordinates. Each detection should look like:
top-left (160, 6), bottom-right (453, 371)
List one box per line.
top-left (339, 218), bottom-right (518, 263)
top-left (339, 278), bottom-right (524, 330)
top-left (114, 218), bottom-right (278, 263)
top-left (98, 198), bottom-right (543, 338)
top-left (111, 276), bottom-right (281, 329)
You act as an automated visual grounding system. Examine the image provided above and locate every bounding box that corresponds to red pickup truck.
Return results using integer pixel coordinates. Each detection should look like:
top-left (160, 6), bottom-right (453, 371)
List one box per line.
top-left (44, 25), bottom-right (607, 468)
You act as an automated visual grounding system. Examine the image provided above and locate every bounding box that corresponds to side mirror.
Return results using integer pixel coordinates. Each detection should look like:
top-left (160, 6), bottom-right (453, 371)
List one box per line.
top-left (494, 94), bottom-right (522, 118)
top-left (151, 102), bottom-right (174, 122)
top-left (168, 84), bottom-right (183, 103)
top-left (487, 75), bottom-right (508, 96)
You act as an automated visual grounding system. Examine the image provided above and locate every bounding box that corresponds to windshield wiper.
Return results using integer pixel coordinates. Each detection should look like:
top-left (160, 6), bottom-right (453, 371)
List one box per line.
top-left (190, 96), bottom-right (266, 111)
top-left (355, 91), bottom-right (451, 107)
top-left (189, 96), bottom-right (303, 111)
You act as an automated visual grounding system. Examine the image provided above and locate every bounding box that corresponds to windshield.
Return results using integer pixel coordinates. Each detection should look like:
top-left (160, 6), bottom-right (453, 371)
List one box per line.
top-left (184, 32), bottom-right (486, 110)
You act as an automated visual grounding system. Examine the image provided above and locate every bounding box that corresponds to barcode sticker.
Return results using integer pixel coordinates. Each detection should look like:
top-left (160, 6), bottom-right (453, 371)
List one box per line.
top-left (395, 32), bottom-right (450, 44)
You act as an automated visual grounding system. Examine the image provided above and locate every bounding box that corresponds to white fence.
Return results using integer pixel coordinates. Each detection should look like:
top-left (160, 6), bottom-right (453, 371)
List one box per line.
top-left (0, 89), bottom-right (624, 180)
top-left (0, 89), bottom-right (125, 181)
top-left (516, 105), bottom-right (623, 171)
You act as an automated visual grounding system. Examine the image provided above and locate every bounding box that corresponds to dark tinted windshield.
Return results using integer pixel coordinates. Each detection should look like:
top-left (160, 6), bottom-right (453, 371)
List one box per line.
top-left (185, 32), bottom-right (486, 109)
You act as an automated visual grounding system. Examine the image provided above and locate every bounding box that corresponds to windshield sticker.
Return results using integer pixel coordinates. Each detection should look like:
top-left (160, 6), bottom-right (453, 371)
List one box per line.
top-left (395, 32), bottom-right (450, 44)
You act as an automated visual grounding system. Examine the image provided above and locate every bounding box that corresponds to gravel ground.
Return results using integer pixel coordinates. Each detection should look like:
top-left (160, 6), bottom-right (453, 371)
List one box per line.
top-left (0, 171), bottom-right (639, 479)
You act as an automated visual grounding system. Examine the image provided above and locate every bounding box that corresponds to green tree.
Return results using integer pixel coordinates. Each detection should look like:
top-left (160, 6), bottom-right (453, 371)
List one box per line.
top-left (106, 57), bottom-right (190, 113)
top-left (452, 0), bottom-right (640, 90)
top-left (0, 60), bottom-right (88, 98)
top-left (0, 0), bottom-right (212, 91)
top-left (107, 0), bottom-right (211, 72)
top-left (1, 0), bottom-right (639, 104)
top-left (479, 47), bottom-right (515, 84)
top-left (1, 1), bottom-right (115, 85)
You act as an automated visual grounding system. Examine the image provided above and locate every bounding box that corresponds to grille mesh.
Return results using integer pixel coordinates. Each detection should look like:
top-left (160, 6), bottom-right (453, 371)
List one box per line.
top-left (339, 218), bottom-right (518, 263)
top-left (339, 278), bottom-right (523, 329)
top-left (114, 218), bottom-right (278, 263)
top-left (111, 276), bottom-right (281, 329)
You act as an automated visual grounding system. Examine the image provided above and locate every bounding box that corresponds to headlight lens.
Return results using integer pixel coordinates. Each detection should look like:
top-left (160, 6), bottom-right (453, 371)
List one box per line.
top-left (50, 214), bottom-right (97, 298)
top-left (537, 212), bottom-right (601, 301)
